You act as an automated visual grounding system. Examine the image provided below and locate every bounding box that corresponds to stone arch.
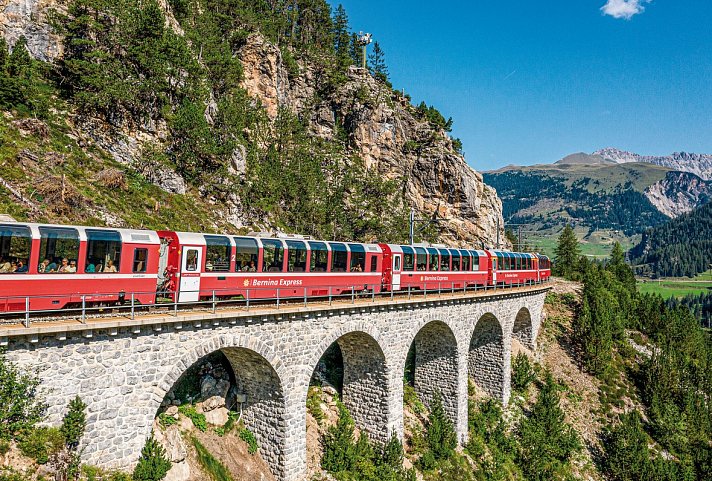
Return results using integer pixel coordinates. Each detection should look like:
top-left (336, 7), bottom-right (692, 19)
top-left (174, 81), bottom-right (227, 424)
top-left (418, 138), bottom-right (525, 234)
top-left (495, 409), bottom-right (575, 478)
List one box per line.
top-left (469, 313), bottom-right (507, 402)
top-left (307, 326), bottom-right (391, 443)
top-left (157, 334), bottom-right (287, 479)
top-left (408, 321), bottom-right (460, 428)
top-left (513, 306), bottom-right (534, 350)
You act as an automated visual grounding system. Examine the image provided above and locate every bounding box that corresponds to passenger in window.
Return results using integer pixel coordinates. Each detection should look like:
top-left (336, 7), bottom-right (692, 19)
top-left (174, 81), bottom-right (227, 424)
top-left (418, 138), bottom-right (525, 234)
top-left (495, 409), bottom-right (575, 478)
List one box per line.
top-left (248, 261), bottom-right (256, 272)
top-left (16, 260), bottom-right (28, 273)
top-left (38, 258), bottom-right (50, 273)
top-left (95, 263), bottom-right (103, 273)
top-left (86, 263), bottom-right (95, 273)
top-left (10, 261), bottom-right (17, 272)
top-left (351, 264), bottom-right (362, 272)
top-left (206, 260), bottom-right (214, 271)
top-left (104, 260), bottom-right (117, 273)
top-left (58, 258), bottom-right (71, 273)
top-left (0, 257), bottom-right (11, 273)
top-left (67, 260), bottom-right (78, 273)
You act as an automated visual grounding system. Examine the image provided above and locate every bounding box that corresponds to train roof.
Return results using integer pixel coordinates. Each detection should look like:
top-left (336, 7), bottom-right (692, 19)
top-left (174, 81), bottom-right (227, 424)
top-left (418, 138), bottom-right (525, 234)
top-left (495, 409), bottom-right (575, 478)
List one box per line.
top-left (0, 222), bottom-right (160, 244)
top-left (166, 231), bottom-right (382, 252)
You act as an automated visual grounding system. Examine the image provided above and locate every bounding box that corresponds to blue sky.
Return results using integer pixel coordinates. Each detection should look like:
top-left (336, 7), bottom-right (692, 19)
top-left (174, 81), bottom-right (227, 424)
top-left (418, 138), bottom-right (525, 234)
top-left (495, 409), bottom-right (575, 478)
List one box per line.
top-left (331, 1), bottom-right (712, 171)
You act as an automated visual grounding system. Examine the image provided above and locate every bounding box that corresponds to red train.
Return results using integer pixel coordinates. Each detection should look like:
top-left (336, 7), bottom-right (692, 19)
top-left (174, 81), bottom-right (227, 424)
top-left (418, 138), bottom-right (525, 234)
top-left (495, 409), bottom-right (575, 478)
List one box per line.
top-left (0, 222), bottom-right (551, 313)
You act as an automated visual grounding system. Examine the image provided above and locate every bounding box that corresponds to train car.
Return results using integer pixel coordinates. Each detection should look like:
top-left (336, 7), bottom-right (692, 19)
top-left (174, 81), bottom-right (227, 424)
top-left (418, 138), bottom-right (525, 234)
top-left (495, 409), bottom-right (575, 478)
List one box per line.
top-left (380, 244), bottom-right (491, 291)
top-left (0, 222), bottom-right (160, 312)
top-left (536, 254), bottom-right (552, 282)
top-left (157, 231), bottom-right (384, 303)
top-left (488, 249), bottom-right (540, 286)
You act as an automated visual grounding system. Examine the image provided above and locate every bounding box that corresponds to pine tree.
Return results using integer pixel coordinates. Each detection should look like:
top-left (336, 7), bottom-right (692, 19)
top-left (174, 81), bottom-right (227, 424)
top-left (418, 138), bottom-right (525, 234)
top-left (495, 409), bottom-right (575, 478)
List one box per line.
top-left (424, 390), bottom-right (456, 460)
top-left (608, 242), bottom-right (636, 292)
top-left (321, 401), bottom-right (357, 472)
top-left (604, 411), bottom-right (652, 481)
top-left (380, 431), bottom-right (404, 470)
top-left (0, 38), bottom-right (8, 72)
top-left (60, 396), bottom-right (86, 450)
top-left (554, 224), bottom-right (580, 279)
top-left (518, 372), bottom-right (580, 481)
top-left (368, 41), bottom-right (388, 82)
top-left (7, 36), bottom-right (32, 79)
top-left (0, 352), bottom-right (47, 442)
top-left (332, 4), bottom-right (351, 69)
top-left (132, 435), bottom-right (172, 481)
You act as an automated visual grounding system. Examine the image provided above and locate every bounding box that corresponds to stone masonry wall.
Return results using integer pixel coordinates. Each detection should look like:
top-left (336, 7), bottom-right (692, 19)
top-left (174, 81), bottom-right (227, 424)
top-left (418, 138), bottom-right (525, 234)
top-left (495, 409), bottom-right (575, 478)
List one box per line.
top-left (4, 290), bottom-right (546, 481)
top-left (413, 321), bottom-right (460, 428)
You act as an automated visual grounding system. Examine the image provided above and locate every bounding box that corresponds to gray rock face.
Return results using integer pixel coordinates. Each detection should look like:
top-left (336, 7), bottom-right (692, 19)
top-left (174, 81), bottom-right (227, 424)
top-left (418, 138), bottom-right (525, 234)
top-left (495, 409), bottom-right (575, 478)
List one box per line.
top-left (644, 171), bottom-right (712, 218)
top-left (4, 289), bottom-right (546, 481)
top-left (0, 0), bottom-right (64, 61)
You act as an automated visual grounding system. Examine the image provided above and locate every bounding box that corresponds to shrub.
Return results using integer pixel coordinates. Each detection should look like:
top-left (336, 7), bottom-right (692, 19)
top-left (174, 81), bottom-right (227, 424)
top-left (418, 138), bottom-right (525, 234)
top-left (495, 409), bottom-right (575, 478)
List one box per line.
top-left (18, 426), bottom-right (64, 464)
top-left (511, 353), bottom-right (537, 393)
top-left (239, 428), bottom-right (258, 455)
top-left (423, 391), bottom-right (456, 461)
top-left (132, 436), bottom-right (172, 481)
top-left (0, 350), bottom-right (46, 441)
top-left (321, 401), bottom-right (357, 473)
top-left (307, 386), bottom-right (325, 423)
top-left (61, 396), bottom-right (87, 450)
top-left (158, 412), bottom-right (178, 428)
top-left (178, 404), bottom-right (207, 432)
top-left (403, 384), bottom-right (425, 414)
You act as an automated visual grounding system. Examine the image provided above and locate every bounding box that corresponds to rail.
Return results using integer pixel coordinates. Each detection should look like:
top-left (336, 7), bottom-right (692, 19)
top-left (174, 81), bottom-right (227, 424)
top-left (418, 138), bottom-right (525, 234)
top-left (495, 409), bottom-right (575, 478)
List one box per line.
top-left (0, 278), bottom-right (551, 329)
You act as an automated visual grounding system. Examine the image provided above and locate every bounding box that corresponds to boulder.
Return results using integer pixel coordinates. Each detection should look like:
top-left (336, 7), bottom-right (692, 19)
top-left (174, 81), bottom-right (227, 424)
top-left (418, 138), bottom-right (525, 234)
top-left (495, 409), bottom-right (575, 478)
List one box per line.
top-left (164, 460), bottom-right (190, 481)
top-left (154, 426), bottom-right (186, 463)
top-left (200, 375), bottom-right (230, 400)
top-left (204, 406), bottom-right (230, 426)
top-left (202, 396), bottom-right (226, 412)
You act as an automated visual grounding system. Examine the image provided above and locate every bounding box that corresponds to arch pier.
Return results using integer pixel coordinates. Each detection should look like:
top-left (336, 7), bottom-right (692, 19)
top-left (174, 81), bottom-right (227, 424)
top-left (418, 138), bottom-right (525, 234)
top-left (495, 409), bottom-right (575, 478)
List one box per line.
top-left (3, 288), bottom-right (547, 481)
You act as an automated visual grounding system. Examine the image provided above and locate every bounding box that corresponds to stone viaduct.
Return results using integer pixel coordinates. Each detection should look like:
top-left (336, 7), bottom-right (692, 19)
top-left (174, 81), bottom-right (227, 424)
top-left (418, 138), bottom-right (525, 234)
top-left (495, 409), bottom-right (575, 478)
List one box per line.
top-left (1, 286), bottom-right (547, 480)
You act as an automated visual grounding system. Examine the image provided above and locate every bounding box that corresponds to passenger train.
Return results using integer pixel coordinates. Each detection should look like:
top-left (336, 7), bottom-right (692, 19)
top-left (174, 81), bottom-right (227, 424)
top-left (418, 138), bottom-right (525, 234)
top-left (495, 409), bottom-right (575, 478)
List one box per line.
top-left (0, 222), bottom-right (551, 313)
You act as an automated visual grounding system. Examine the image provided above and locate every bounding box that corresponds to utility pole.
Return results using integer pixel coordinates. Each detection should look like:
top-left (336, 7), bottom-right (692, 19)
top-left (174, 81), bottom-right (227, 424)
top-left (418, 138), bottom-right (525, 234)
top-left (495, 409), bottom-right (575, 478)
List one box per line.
top-left (357, 32), bottom-right (372, 69)
top-left (409, 209), bottom-right (449, 245)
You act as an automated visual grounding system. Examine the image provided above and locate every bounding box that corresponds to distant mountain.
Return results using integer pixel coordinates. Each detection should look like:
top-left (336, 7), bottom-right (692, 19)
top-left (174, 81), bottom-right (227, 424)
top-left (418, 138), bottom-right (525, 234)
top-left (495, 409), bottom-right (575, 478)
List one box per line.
top-left (630, 202), bottom-right (712, 278)
top-left (484, 151), bottom-right (712, 245)
top-left (595, 148), bottom-right (712, 180)
top-left (555, 152), bottom-right (615, 165)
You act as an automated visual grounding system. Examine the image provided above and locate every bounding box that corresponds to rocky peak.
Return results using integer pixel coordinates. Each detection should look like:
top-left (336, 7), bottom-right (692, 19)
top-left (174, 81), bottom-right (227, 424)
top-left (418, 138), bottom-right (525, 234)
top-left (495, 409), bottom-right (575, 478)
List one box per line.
top-left (594, 147), bottom-right (712, 180)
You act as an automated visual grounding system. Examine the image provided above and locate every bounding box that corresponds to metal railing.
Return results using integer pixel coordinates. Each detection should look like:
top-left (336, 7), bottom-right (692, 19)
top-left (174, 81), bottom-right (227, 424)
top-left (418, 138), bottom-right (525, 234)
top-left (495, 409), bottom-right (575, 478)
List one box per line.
top-left (0, 278), bottom-right (551, 328)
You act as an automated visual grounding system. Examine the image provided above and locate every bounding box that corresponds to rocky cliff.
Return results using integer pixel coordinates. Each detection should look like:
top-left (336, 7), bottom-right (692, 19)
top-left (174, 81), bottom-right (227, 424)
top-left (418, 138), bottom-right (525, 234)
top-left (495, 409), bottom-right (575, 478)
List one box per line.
top-left (644, 171), bottom-right (712, 218)
top-left (0, 0), bottom-right (506, 247)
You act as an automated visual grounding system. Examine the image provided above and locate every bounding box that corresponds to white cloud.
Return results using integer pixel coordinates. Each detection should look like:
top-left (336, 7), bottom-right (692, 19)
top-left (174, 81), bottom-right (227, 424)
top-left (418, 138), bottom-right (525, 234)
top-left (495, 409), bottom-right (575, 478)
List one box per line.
top-left (601, 0), bottom-right (651, 20)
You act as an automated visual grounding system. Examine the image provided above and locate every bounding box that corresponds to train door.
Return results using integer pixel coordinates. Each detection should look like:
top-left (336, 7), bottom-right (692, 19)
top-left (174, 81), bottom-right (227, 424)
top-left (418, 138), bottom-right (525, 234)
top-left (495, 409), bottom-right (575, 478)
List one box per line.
top-left (179, 246), bottom-right (201, 302)
top-left (491, 255), bottom-right (497, 285)
top-left (392, 254), bottom-right (402, 290)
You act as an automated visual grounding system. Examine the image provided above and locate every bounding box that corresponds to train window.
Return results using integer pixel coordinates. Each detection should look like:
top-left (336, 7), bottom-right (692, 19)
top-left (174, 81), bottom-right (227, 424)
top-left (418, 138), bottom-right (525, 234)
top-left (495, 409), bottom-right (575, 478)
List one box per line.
top-left (205, 235), bottom-right (231, 272)
top-left (348, 244), bottom-right (366, 272)
top-left (85, 229), bottom-right (122, 273)
top-left (308, 241), bottom-right (328, 272)
top-left (0, 224), bottom-right (32, 274)
top-left (234, 237), bottom-right (258, 272)
top-left (133, 248), bottom-right (148, 273)
top-left (415, 247), bottom-right (427, 271)
top-left (450, 249), bottom-right (461, 271)
top-left (370, 256), bottom-right (378, 272)
top-left (402, 246), bottom-right (415, 271)
top-left (496, 253), bottom-right (504, 271)
top-left (460, 250), bottom-right (471, 271)
top-left (439, 249), bottom-right (450, 271)
top-left (262, 239), bottom-right (284, 272)
top-left (329, 243), bottom-right (348, 272)
top-left (470, 251), bottom-right (480, 271)
top-left (39, 227), bottom-right (79, 274)
top-left (185, 249), bottom-right (198, 272)
top-left (287, 240), bottom-right (307, 272)
top-left (427, 248), bottom-right (439, 271)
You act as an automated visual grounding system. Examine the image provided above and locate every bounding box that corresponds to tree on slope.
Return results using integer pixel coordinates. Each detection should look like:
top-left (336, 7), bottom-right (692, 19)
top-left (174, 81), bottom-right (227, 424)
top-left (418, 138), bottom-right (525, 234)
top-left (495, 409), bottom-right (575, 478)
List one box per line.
top-left (368, 41), bottom-right (388, 82)
top-left (554, 224), bottom-right (580, 279)
top-left (518, 372), bottom-right (580, 481)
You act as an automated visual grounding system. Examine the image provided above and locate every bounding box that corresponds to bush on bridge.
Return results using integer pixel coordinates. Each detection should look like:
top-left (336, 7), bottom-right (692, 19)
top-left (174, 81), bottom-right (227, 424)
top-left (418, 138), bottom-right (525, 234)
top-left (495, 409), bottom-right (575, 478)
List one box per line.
top-left (133, 435), bottom-right (171, 481)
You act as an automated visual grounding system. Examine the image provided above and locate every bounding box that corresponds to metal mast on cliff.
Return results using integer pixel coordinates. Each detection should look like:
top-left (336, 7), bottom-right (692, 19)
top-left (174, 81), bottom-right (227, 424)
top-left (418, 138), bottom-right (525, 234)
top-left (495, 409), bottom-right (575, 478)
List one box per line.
top-left (357, 32), bottom-right (372, 69)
